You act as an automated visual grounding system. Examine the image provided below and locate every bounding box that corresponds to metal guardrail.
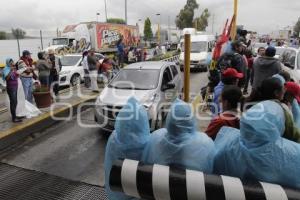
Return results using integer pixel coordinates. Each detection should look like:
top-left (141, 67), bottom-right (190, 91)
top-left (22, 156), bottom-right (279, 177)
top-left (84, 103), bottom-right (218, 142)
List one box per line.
top-left (110, 159), bottom-right (300, 200)
top-left (162, 55), bottom-right (180, 63)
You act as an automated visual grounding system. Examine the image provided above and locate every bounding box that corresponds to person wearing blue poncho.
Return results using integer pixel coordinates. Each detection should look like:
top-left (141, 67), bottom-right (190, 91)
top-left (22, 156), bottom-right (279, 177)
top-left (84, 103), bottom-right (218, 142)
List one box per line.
top-left (104, 97), bottom-right (150, 200)
top-left (214, 100), bottom-right (300, 189)
top-left (142, 99), bottom-right (215, 172)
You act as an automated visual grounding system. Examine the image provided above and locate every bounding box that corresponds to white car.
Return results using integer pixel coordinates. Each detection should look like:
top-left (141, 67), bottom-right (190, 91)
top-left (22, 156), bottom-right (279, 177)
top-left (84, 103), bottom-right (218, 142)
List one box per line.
top-left (280, 47), bottom-right (300, 83)
top-left (94, 61), bottom-right (183, 132)
top-left (59, 53), bottom-right (104, 86)
top-left (274, 46), bottom-right (286, 59)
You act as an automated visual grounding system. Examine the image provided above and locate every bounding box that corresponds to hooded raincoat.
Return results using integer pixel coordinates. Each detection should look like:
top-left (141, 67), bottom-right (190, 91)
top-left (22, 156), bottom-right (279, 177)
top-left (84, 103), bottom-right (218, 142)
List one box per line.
top-left (142, 99), bottom-right (215, 172)
top-left (104, 97), bottom-right (150, 200)
top-left (292, 99), bottom-right (300, 129)
top-left (214, 100), bottom-right (300, 189)
top-left (2, 58), bottom-right (12, 81)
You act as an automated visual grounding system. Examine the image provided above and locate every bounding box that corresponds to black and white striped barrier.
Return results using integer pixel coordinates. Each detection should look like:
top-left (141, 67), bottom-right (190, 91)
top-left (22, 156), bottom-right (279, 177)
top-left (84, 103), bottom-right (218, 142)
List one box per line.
top-left (110, 159), bottom-right (300, 200)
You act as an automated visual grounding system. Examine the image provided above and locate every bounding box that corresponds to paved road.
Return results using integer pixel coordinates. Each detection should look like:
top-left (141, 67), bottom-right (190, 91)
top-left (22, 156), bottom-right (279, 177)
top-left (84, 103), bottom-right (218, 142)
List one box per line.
top-left (0, 71), bottom-right (209, 187)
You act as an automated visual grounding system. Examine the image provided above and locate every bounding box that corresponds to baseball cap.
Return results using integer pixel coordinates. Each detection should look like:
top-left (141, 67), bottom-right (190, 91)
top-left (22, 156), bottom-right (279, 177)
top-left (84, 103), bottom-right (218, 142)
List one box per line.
top-left (222, 68), bottom-right (244, 79)
top-left (285, 82), bottom-right (300, 103)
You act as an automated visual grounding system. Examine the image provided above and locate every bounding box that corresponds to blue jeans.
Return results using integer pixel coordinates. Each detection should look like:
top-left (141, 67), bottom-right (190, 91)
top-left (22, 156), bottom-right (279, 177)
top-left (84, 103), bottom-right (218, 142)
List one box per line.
top-left (39, 76), bottom-right (50, 88)
top-left (20, 77), bottom-right (33, 103)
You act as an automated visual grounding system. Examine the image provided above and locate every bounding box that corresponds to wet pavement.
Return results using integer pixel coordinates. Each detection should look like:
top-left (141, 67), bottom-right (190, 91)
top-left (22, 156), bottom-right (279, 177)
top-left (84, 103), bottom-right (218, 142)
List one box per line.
top-left (0, 71), bottom-right (209, 187)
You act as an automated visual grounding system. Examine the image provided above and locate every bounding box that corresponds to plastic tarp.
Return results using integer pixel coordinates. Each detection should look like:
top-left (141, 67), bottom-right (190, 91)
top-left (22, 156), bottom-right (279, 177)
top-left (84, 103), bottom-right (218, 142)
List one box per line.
top-left (214, 100), bottom-right (300, 189)
top-left (104, 97), bottom-right (150, 200)
top-left (142, 99), bottom-right (216, 173)
top-left (292, 99), bottom-right (300, 130)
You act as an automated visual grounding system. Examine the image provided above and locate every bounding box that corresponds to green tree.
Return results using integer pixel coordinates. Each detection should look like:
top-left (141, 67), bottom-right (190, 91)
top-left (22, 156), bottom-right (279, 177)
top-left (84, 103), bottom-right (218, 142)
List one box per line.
top-left (0, 31), bottom-right (6, 40)
top-left (144, 18), bottom-right (153, 41)
top-left (107, 18), bottom-right (126, 24)
top-left (194, 9), bottom-right (210, 31)
top-left (11, 28), bottom-right (26, 39)
top-left (294, 18), bottom-right (300, 37)
top-left (175, 0), bottom-right (199, 29)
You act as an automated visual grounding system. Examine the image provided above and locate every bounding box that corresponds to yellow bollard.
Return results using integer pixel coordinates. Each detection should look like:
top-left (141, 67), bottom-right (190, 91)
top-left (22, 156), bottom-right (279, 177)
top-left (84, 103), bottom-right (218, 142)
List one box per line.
top-left (231, 0), bottom-right (238, 40)
top-left (184, 34), bottom-right (191, 103)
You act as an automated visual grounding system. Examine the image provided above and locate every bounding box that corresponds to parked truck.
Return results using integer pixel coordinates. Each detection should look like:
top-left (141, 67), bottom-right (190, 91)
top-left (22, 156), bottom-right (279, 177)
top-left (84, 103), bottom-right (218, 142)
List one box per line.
top-left (44, 22), bottom-right (140, 55)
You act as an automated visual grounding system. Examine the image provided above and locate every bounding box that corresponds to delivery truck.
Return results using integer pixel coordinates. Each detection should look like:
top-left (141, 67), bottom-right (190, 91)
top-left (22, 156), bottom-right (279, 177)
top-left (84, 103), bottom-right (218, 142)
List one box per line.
top-left (44, 22), bottom-right (140, 55)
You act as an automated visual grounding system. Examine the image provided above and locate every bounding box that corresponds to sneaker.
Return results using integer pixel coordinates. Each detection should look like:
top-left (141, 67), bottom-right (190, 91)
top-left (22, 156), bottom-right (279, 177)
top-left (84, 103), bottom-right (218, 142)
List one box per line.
top-left (16, 116), bottom-right (26, 120)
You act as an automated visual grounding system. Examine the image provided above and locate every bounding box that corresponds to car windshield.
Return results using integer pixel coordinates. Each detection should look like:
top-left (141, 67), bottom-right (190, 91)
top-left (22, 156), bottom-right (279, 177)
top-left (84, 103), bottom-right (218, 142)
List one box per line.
top-left (60, 56), bottom-right (81, 66)
top-left (182, 41), bottom-right (207, 53)
top-left (109, 69), bottom-right (160, 90)
top-left (52, 38), bottom-right (68, 45)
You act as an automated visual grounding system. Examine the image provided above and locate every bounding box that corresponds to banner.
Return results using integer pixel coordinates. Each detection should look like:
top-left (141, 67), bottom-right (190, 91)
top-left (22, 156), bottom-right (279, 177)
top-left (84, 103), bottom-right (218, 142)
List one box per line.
top-left (96, 24), bottom-right (139, 49)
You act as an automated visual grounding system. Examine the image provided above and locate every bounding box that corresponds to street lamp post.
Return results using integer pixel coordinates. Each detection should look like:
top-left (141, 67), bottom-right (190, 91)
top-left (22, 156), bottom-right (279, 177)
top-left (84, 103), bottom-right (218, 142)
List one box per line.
top-left (156, 13), bottom-right (161, 45)
top-left (125, 0), bottom-right (128, 25)
top-left (104, 0), bottom-right (108, 22)
top-left (96, 12), bottom-right (100, 23)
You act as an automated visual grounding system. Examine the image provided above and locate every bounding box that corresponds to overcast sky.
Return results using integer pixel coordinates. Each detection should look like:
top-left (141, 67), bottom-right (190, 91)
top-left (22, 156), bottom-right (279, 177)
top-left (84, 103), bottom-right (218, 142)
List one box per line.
top-left (0, 0), bottom-right (299, 36)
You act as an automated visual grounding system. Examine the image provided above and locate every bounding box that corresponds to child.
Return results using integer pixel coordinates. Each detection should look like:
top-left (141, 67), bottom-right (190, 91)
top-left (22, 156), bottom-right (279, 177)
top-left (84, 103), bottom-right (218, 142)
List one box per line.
top-left (206, 85), bottom-right (242, 140)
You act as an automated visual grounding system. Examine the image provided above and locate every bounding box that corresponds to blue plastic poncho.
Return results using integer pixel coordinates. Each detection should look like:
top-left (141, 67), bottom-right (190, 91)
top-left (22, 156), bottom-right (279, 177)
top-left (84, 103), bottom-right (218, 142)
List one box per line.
top-left (2, 58), bottom-right (12, 81)
top-left (104, 97), bottom-right (150, 200)
top-left (142, 99), bottom-right (216, 173)
top-left (292, 99), bottom-right (300, 129)
top-left (214, 100), bottom-right (300, 189)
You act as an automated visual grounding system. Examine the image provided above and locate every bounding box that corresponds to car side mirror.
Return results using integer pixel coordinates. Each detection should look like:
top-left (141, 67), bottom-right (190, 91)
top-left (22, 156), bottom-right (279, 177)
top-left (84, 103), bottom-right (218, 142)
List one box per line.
top-left (162, 82), bottom-right (175, 91)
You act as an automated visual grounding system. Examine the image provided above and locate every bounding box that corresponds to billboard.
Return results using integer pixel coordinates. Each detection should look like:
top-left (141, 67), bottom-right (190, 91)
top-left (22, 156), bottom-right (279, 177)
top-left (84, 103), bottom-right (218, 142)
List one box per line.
top-left (96, 23), bottom-right (139, 49)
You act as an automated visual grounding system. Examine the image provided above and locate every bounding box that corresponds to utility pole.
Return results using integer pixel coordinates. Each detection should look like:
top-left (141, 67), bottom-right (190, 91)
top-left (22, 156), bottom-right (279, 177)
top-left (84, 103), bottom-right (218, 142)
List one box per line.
top-left (156, 13), bottom-right (161, 45)
top-left (40, 30), bottom-right (44, 50)
top-left (104, 0), bottom-right (108, 22)
top-left (125, 0), bottom-right (128, 25)
top-left (16, 33), bottom-right (20, 58)
top-left (168, 16), bottom-right (171, 41)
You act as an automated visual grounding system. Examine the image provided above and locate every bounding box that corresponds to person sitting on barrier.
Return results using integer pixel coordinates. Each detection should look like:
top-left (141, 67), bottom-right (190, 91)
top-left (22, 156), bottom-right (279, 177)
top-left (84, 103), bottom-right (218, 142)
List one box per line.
top-left (142, 99), bottom-right (216, 173)
top-left (211, 68), bottom-right (243, 118)
top-left (283, 82), bottom-right (300, 130)
top-left (206, 85), bottom-right (242, 140)
top-left (104, 97), bottom-right (150, 200)
top-left (259, 77), bottom-right (300, 143)
top-left (213, 100), bottom-right (300, 189)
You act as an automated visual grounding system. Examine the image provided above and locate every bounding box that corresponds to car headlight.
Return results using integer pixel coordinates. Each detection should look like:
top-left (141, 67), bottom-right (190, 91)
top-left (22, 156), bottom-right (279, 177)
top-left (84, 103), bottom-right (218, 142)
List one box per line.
top-left (60, 71), bottom-right (71, 75)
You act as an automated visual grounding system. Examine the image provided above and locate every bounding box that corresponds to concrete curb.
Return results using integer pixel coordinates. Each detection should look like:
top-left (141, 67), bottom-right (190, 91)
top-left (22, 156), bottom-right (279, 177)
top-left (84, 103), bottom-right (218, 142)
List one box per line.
top-left (0, 95), bottom-right (98, 151)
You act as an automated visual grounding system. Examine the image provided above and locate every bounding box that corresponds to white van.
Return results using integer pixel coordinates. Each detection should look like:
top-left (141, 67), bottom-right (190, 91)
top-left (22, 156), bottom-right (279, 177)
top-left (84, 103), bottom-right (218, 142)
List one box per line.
top-left (179, 33), bottom-right (215, 72)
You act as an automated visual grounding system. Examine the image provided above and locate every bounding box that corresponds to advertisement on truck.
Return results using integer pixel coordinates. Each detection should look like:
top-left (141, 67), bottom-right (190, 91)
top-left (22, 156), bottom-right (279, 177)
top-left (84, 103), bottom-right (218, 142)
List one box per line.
top-left (45, 22), bottom-right (139, 55)
top-left (96, 23), bottom-right (139, 49)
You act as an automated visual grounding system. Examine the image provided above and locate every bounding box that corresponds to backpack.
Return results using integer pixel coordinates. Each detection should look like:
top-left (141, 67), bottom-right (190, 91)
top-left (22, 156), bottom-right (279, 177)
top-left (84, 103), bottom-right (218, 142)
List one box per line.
top-left (216, 53), bottom-right (240, 72)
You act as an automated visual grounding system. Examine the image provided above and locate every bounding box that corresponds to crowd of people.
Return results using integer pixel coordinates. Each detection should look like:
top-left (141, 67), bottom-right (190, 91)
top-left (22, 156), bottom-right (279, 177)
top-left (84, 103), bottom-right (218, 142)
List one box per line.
top-left (2, 49), bottom-right (62, 123)
top-left (103, 39), bottom-right (300, 200)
